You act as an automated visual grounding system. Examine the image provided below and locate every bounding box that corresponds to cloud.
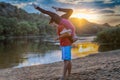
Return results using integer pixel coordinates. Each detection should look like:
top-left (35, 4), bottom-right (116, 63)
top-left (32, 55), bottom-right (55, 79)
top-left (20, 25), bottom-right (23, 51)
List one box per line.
top-left (57, 0), bottom-right (81, 4)
top-left (13, 2), bottom-right (32, 8)
top-left (1, 0), bottom-right (120, 9)
top-left (106, 18), bottom-right (120, 25)
top-left (1, 0), bottom-right (120, 11)
top-left (114, 5), bottom-right (120, 13)
top-left (98, 10), bottom-right (115, 14)
top-left (58, 0), bottom-right (120, 10)
top-left (7, 0), bottom-right (35, 3)
top-left (105, 14), bottom-right (120, 16)
top-left (58, 0), bottom-right (98, 4)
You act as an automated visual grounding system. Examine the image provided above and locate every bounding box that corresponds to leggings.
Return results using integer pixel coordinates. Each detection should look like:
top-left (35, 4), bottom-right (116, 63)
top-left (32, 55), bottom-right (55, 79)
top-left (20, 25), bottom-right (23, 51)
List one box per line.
top-left (59, 8), bottom-right (73, 19)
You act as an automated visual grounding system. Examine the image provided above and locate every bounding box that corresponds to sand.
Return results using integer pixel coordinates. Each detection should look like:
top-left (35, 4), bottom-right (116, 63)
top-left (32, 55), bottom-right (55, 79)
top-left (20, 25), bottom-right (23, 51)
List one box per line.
top-left (0, 50), bottom-right (120, 80)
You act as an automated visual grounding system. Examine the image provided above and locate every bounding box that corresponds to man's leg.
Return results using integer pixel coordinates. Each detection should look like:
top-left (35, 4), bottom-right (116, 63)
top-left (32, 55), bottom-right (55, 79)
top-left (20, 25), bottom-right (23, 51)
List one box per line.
top-left (67, 60), bottom-right (72, 76)
top-left (62, 60), bottom-right (68, 80)
top-left (63, 60), bottom-right (72, 79)
top-left (61, 46), bottom-right (72, 80)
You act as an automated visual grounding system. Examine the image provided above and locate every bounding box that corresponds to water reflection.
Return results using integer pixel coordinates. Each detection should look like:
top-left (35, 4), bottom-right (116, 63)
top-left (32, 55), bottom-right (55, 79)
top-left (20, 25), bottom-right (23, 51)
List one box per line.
top-left (72, 42), bottom-right (99, 58)
top-left (0, 38), bottom-right (60, 69)
top-left (0, 37), bottom-right (119, 69)
top-left (0, 39), bottom-right (27, 69)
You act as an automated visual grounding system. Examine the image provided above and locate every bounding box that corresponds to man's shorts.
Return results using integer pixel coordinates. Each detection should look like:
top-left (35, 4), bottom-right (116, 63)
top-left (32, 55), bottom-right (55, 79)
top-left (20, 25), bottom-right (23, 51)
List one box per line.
top-left (61, 46), bottom-right (71, 60)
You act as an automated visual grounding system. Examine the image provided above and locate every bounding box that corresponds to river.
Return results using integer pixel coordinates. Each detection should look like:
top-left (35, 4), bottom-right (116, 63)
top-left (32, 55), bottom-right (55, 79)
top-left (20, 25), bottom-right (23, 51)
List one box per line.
top-left (0, 36), bottom-right (119, 69)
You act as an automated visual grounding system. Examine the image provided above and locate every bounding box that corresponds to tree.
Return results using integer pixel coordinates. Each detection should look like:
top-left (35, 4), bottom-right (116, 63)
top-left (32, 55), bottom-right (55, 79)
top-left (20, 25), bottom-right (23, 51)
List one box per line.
top-left (0, 16), bottom-right (18, 36)
top-left (0, 25), bottom-right (3, 35)
top-left (94, 27), bottom-right (120, 44)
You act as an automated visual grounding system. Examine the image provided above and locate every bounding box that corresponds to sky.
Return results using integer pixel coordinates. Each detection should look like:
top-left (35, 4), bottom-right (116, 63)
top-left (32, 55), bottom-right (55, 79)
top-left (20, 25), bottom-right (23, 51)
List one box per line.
top-left (0, 0), bottom-right (120, 26)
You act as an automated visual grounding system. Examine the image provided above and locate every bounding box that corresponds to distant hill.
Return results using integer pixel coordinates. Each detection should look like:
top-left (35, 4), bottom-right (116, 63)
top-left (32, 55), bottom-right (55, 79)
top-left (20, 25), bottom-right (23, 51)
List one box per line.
top-left (0, 2), bottom-right (29, 19)
top-left (70, 18), bottom-right (111, 35)
top-left (0, 2), bottom-right (49, 21)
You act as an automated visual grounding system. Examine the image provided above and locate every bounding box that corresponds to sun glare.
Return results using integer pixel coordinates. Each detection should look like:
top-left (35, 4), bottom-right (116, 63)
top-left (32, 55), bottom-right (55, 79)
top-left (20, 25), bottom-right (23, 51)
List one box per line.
top-left (71, 11), bottom-right (100, 23)
top-left (72, 42), bottom-right (99, 58)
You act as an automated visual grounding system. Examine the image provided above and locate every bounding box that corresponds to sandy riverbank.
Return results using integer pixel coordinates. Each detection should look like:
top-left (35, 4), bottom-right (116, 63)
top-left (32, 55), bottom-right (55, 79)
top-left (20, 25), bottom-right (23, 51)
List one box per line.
top-left (0, 50), bottom-right (120, 80)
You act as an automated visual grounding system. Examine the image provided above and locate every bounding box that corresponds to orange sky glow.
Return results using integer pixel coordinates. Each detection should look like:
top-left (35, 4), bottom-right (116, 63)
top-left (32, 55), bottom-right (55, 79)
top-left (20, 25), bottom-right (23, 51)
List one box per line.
top-left (71, 9), bottom-right (104, 24)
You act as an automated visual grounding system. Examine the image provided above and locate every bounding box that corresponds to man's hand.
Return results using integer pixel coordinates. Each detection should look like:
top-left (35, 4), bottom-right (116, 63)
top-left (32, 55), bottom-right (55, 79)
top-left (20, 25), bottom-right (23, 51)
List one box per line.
top-left (32, 3), bottom-right (38, 9)
top-left (52, 6), bottom-right (59, 11)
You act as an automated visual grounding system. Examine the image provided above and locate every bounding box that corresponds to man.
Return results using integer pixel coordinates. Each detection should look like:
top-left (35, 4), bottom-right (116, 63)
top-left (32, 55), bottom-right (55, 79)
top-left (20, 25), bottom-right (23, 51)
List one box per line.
top-left (33, 4), bottom-right (76, 80)
top-left (55, 24), bottom-right (73, 80)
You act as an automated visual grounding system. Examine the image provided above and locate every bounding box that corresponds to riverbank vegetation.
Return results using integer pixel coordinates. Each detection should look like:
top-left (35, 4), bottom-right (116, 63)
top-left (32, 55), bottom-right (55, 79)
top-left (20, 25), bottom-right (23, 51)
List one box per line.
top-left (94, 26), bottom-right (120, 44)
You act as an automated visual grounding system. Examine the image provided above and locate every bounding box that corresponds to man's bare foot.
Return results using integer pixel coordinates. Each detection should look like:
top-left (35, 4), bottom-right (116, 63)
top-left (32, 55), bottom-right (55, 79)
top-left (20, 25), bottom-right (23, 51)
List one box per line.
top-left (52, 6), bottom-right (59, 11)
top-left (32, 3), bottom-right (38, 8)
top-left (58, 76), bottom-right (66, 80)
top-left (68, 74), bottom-right (71, 77)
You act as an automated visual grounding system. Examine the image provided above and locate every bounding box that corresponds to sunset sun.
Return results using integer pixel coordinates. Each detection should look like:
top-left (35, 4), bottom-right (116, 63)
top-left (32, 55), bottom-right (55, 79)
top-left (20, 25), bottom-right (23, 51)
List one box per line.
top-left (71, 11), bottom-right (100, 23)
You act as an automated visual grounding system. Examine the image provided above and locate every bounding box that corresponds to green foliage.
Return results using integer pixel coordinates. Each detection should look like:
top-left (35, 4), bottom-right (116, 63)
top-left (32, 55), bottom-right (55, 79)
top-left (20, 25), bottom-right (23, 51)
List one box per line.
top-left (28, 22), bottom-right (39, 35)
top-left (0, 16), bottom-right (18, 36)
top-left (0, 14), bottom-right (55, 38)
top-left (16, 21), bottom-right (30, 35)
top-left (0, 25), bottom-right (3, 35)
top-left (36, 19), bottom-right (56, 35)
top-left (15, 21), bottom-right (39, 36)
top-left (94, 26), bottom-right (120, 44)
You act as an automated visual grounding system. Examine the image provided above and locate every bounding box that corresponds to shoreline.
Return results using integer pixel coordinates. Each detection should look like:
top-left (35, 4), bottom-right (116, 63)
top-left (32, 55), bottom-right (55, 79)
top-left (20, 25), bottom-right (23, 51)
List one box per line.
top-left (0, 49), bottom-right (120, 80)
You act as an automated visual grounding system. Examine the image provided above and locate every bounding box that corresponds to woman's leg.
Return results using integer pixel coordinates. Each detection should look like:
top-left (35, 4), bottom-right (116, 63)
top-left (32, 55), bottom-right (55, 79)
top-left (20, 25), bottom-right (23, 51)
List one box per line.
top-left (59, 8), bottom-right (73, 19)
top-left (52, 7), bottom-right (73, 19)
top-left (36, 7), bottom-right (61, 24)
